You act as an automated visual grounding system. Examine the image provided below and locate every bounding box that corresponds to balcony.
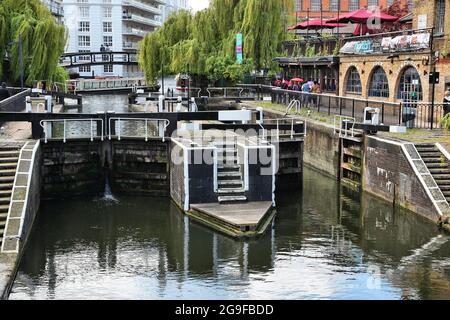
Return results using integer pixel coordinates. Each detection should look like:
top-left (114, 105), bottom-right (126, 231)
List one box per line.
top-left (122, 27), bottom-right (147, 38)
top-left (123, 42), bottom-right (140, 50)
top-left (42, 0), bottom-right (64, 17)
top-left (339, 28), bottom-right (433, 56)
top-left (122, 13), bottom-right (162, 28)
top-left (123, 0), bottom-right (161, 16)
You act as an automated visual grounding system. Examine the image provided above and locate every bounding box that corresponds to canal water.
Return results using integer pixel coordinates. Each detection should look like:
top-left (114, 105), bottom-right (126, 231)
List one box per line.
top-left (9, 167), bottom-right (450, 300)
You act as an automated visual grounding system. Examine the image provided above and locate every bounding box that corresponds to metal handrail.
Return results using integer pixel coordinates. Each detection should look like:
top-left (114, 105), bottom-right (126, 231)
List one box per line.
top-left (40, 119), bottom-right (104, 143)
top-left (206, 87), bottom-right (245, 98)
top-left (285, 99), bottom-right (301, 115)
top-left (108, 117), bottom-right (170, 142)
top-left (334, 115), bottom-right (356, 138)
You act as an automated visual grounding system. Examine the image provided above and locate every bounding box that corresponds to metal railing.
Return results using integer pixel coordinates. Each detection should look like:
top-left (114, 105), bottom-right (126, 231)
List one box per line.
top-left (108, 117), bottom-right (170, 141)
top-left (40, 119), bottom-right (104, 143)
top-left (334, 115), bottom-right (357, 138)
top-left (285, 99), bottom-right (301, 115)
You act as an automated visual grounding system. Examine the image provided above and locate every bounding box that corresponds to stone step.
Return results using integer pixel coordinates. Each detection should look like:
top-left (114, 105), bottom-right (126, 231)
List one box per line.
top-left (217, 149), bottom-right (237, 155)
top-left (0, 197), bottom-right (10, 205)
top-left (218, 180), bottom-right (243, 188)
top-left (0, 205), bottom-right (8, 213)
top-left (0, 169), bottom-right (16, 177)
top-left (422, 158), bottom-right (446, 164)
top-left (439, 185), bottom-right (450, 191)
top-left (0, 213), bottom-right (7, 220)
top-left (432, 175), bottom-right (450, 181)
top-left (218, 172), bottom-right (242, 180)
top-left (0, 150), bottom-right (20, 158)
top-left (0, 220), bottom-right (5, 228)
top-left (436, 180), bottom-right (450, 186)
top-left (218, 165), bottom-right (240, 173)
top-left (218, 188), bottom-right (246, 196)
top-left (0, 176), bottom-right (14, 183)
top-left (419, 152), bottom-right (442, 158)
top-left (426, 163), bottom-right (449, 169)
top-left (0, 183), bottom-right (13, 191)
top-left (0, 163), bottom-right (17, 170)
top-left (0, 190), bottom-right (11, 197)
top-left (429, 168), bottom-right (450, 174)
top-left (218, 195), bottom-right (247, 204)
top-left (0, 157), bottom-right (19, 164)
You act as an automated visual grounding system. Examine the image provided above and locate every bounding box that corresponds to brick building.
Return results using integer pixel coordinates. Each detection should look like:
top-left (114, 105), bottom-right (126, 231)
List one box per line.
top-left (339, 0), bottom-right (450, 103)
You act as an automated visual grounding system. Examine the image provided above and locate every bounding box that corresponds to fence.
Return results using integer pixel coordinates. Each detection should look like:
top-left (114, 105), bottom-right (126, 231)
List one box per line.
top-left (240, 84), bottom-right (447, 130)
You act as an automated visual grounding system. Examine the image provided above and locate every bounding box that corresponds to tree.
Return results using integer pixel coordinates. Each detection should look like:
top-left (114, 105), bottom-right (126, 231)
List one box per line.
top-left (0, 0), bottom-right (68, 85)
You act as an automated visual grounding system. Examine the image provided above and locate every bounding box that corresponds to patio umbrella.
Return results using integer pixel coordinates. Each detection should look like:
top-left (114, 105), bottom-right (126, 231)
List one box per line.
top-left (288, 19), bottom-right (347, 31)
top-left (327, 9), bottom-right (399, 35)
top-left (291, 78), bottom-right (304, 83)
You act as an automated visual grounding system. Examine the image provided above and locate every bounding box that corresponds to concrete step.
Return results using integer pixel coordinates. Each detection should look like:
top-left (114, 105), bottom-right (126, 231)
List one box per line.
top-left (0, 220), bottom-right (5, 228)
top-left (0, 190), bottom-right (11, 197)
top-left (0, 213), bottom-right (7, 220)
top-left (218, 165), bottom-right (240, 173)
top-left (0, 197), bottom-right (10, 205)
top-left (218, 188), bottom-right (245, 196)
top-left (218, 180), bottom-right (243, 188)
top-left (415, 144), bottom-right (436, 151)
top-left (218, 195), bottom-right (247, 204)
top-left (218, 172), bottom-right (242, 180)
top-left (436, 181), bottom-right (450, 187)
top-left (0, 169), bottom-right (16, 177)
top-left (422, 158), bottom-right (445, 164)
top-left (429, 168), bottom-right (450, 174)
top-left (0, 176), bottom-right (14, 183)
top-left (0, 163), bottom-right (17, 170)
top-left (432, 175), bottom-right (450, 181)
top-left (426, 163), bottom-right (449, 169)
top-left (217, 149), bottom-right (237, 155)
top-left (0, 205), bottom-right (8, 213)
top-left (419, 152), bottom-right (442, 158)
top-left (0, 157), bottom-right (19, 164)
top-left (0, 183), bottom-right (13, 191)
top-left (439, 185), bottom-right (450, 191)
top-left (0, 150), bottom-right (20, 158)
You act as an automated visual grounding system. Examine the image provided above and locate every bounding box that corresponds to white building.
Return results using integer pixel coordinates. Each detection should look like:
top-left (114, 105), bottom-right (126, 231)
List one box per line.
top-left (62, 0), bottom-right (165, 78)
top-left (160, 0), bottom-right (188, 22)
top-left (41, 0), bottom-right (65, 24)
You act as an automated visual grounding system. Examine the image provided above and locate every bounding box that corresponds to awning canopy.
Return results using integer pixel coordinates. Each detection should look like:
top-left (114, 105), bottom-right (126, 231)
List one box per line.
top-left (327, 9), bottom-right (399, 24)
top-left (288, 19), bottom-right (347, 31)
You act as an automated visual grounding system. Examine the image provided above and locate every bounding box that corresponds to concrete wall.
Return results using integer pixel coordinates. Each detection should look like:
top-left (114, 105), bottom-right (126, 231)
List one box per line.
top-left (363, 136), bottom-right (440, 222)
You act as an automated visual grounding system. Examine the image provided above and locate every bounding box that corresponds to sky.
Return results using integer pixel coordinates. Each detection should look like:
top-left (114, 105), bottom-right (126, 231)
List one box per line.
top-left (189, 0), bottom-right (210, 12)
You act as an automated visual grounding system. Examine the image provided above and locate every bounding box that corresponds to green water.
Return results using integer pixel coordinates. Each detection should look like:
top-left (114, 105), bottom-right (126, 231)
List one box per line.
top-left (8, 167), bottom-right (450, 300)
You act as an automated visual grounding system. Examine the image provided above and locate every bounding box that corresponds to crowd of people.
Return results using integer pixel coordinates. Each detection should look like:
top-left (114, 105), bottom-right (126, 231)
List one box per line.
top-left (273, 78), bottom-right (322, 107)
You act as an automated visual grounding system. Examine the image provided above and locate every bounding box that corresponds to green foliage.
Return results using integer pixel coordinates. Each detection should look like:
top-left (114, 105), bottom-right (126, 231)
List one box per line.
top-left (441, 113), bottom-right (450, 130)
top-left (0, 0), bottom-right (68, 85)
top-left (139, 0), bottom-right (294, 84)
top-left (305, 44), bottom-right (316, 57)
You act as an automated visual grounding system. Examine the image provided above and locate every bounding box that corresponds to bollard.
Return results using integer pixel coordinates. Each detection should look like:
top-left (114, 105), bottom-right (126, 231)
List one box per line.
top-left (158, 94), bottom-right (165, 112)
top-left (45, 96), bottom-right (53, 139)
top-left (191, 98), bottom-right (197, 112)
top-left (242, 107), bottom-right (248, 124)
top-left (26, 96), bottom-right (32, 113)
top-left (158, 95), bottom-right (165, 139)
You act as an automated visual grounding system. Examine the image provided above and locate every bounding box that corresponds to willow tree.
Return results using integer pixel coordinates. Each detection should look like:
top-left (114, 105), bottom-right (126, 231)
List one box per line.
top-left (0, 0), bottom-right (68, 85)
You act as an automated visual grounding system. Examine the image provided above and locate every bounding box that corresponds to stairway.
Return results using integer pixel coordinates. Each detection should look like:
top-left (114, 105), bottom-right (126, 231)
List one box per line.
top-left (215, 141), bottom-right (247, 204)
top-left (416, 144), bottom-right (450, 203)
top-left (0, 147), bottom-right (20, 247)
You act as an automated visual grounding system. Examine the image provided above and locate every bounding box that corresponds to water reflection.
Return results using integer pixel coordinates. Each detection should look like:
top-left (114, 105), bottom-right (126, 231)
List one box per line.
top-left (9, 167), bottom-right (450, 300)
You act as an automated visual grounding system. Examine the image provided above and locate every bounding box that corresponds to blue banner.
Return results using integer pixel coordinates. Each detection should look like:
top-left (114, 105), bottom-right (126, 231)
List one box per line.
top-left (236, 33), bottom-right (243, 64)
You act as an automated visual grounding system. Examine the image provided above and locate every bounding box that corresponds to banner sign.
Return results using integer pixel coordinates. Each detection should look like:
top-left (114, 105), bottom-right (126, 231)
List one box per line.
top-left (340, 33), bottom-right (431, 55)
top-left (236, 33), bottom-right (243, 64)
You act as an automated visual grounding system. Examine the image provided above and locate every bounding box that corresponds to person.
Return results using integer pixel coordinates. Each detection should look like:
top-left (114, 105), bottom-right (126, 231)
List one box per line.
top-left (292, 82), bottom-right (300, 91)
top-left (0, 82), bottom-right (10, 101)
top-left (443, 90), bottom-right (450, 117)
top-left (100, 44), bottom-right (105, 52)
top-left (311, 81), bottom-right (321, 107)
top-left (301, 81), bottom-right (311, 107)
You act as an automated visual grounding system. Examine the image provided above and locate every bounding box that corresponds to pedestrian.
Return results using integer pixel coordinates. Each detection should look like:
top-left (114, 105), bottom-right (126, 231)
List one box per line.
top-left (311, 81), bottom-right (321, 107)
top-left (100, 44), bottom-right (105, 52)
top-left (0, 82), bottom-right (10, 101)
top-left (302, 81), bottom-right (311, 107)
top-left (443, 90), bottom-right (450, 117)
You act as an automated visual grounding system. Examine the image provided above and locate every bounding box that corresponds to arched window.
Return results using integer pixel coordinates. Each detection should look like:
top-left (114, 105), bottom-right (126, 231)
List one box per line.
top-left (397, 67), bottom-right (423, 101)
top-left (345, 67), bottom-right (362, 94)
top-left (368, 67), bottom-right (389, 98)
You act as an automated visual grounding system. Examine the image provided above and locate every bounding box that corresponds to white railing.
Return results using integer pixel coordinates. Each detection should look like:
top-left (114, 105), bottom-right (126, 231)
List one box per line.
top-left (206, 87), bottom-right (245, 98)
top-left (108, 118), bottom-right (170, 142)
top-left (123, 0), bottom-right (161, 15)
top-left (334, 115), bottom-right (356, 138)
top-left (40, 119), bottom-right (104, 143)
top-left (260, 118), bottom-right (306, 141)
top-left (123, 13), bottom-right (161, 27)
top-left (285, 99), bottom-right (301, 115)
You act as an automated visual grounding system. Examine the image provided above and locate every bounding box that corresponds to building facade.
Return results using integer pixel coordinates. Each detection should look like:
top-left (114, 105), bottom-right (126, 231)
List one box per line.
top-left (62, 0), bottom-right (165, 78)
top-left (160, 0), bottom-right (188, 22)
top-left (294, 0), bottom-right (413, 20)
top-left (41, 0), bottom-right (65, 24)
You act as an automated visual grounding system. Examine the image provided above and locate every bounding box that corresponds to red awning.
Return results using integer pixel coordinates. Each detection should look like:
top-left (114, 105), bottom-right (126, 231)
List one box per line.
top-left (288, 19), bottom-right (347, 30)
top-left (327, 9), bottom-right (399, 24)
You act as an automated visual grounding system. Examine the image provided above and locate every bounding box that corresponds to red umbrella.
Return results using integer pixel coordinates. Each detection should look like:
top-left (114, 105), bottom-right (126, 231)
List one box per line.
top-left (291, 78), bottom-right (304, 83)
top-left (288, 19), bottom-right (347, 31)
top-left (327, 9), bottom-right (398, 35)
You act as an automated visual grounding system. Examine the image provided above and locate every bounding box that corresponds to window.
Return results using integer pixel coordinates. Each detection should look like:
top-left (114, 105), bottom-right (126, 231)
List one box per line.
top-left (310, 0), bottom-right (321, 12)
top-left (103, 36), bottom-right (113, 47)
top-left (329, 0), bottom-right (339, 11)
top-left (78, 50), bottom-right (90, 61)
top-left (103, 0), bottom-right (111, 3)
top-left (78, 35), bottom-right (90, 47)
top-left (103, 22), bottom-right (112, 33)
top-left (78, 21), bottom-right (90, 32)
top-left (367, 0), bottom-right (379, 8)
top-left (348, 0), bottom-right (359, 11)
top-left (79, 7), bottom-right (89, 18)
top-left (104, 65), bottom-right (113, 73)
top-left (368, 67), bottom-right (389, 98)
top-left (79, 65), bottom-right (91, 73)
top-left (104, 7), bottom-right (112, 18)
top-left (397, 67), bottom-right (423, 101)
top-left (323, 67), bottom-right (337, 93)
top-left (77, 0), bottom-right (88, 2)
top-left (435, 0), bottom-right (445, 35)
top-left (345, 67), bottom-right (362, 94)
top-left (294, 0), bottom-right (302, 11)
